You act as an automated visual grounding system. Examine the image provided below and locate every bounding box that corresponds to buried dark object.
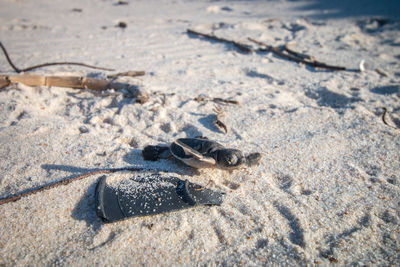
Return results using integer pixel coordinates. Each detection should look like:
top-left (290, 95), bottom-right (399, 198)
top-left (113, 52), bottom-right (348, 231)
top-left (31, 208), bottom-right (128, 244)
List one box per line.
top-left (143, 137), bottom-right (262, 170)
top-left (95, 175), bottom-right (224, 223)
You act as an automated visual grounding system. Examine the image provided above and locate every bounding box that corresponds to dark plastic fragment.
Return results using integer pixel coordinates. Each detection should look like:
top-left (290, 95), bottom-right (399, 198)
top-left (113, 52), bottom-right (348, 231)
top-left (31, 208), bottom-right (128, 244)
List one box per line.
top-left (96, 175), bottom-right (224, 223)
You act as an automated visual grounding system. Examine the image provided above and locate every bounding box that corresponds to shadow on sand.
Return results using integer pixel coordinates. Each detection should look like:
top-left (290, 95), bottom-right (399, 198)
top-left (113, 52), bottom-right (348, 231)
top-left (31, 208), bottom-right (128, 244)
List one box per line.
top-left (293, 0), bottom-right (400, 20)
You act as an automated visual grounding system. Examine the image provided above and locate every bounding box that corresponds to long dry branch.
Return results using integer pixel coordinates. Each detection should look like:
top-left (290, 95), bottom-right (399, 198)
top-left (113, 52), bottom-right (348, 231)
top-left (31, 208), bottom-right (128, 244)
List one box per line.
top-left (0, 167), bottom-right (146, 206)
top-left (185, 29), bottom-right (348, 71)
top-left (248, 38), bottom-right (347, 71)
top-left (187, 29), bottom-right (253, 54)
top-left (0, 41), bottom-right (115, 72)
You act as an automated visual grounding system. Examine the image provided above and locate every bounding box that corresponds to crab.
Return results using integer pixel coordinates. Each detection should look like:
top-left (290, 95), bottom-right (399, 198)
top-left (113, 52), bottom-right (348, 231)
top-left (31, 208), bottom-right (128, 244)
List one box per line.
top-left (142, 137), bottom-right (261, 170)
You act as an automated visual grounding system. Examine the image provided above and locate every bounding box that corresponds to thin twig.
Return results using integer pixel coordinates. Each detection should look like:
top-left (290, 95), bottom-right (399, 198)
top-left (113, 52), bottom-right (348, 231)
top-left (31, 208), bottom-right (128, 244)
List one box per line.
top-left (0, 42), bottom-right (20, 72)
top-left (283, 44), bottom-right (315, 61)
top-left (194, 95), bottom-right (240, 105)
top-left (248, 38), bottom-right (347, 71)
top-left (187, 29), bottom-right (253, 54)
top-left (107, 70), bottom-right (146, 78)
top-left (212, 97), bottom-right (240, 105)
top-left (0, 167), bottom-right (145, 205)
top-left (21, 62), bottom-right (115, 72)
top-left (0, 41), bottom-right (115, 73)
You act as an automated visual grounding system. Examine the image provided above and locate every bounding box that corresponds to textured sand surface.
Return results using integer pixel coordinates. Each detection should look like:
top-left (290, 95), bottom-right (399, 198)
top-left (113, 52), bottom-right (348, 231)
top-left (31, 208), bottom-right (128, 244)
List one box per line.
top-left (0, 0), bottom-right (399, 266)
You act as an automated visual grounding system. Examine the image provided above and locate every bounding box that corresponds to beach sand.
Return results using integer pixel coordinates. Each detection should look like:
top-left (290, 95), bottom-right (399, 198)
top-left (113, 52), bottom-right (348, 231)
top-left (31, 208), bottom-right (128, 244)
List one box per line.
top-left (0, 0), bottom-right (399, 265)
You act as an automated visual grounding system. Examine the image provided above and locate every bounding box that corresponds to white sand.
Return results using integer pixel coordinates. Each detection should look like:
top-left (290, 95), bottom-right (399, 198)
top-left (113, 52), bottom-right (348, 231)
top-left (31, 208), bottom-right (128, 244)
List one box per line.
top-left (1, 0), bottom-right (399, 265)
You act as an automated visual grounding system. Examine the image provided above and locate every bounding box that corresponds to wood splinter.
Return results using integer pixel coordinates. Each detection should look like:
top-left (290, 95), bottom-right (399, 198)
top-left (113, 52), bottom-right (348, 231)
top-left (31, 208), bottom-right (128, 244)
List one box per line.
top-left (107, 70), bottom-right (146, 78)
top-left (382, 107), bottom-right (399, 130)
top-left (213, 105), bottom-right (228, 134)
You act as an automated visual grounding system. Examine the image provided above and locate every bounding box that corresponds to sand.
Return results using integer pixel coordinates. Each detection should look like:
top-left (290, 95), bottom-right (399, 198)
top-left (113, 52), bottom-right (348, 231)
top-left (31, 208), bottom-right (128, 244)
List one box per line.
top-left (0, 0), bottom-right (399, 266)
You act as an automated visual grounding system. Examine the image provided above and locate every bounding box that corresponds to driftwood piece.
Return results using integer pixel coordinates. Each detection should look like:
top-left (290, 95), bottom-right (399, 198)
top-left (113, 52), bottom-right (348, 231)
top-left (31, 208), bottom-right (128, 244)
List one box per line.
top-left (0, 74), bottom-right (150, 103)
top-left (1, 75), bottom-right (110, 90)
top-left (1, 74), bottom-right (110, 90)
top-left (187, 29), bottom-right (253, 54)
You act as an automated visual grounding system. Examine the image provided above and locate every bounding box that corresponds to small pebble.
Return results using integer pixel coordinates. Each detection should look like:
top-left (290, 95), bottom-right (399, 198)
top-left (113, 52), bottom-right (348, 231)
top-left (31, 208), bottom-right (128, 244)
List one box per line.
top-left (116, 21), bottom-right (127, 28)
top-left (115, 1), bottom-right (129, 5)
top-left (79, 126), bottom-right (89, 133)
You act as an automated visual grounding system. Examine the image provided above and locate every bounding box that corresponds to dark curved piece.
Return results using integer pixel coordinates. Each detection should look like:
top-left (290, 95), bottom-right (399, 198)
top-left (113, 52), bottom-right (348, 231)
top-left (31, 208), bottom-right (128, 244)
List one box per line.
top-left (96, 175), bottom-right (224, 223)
